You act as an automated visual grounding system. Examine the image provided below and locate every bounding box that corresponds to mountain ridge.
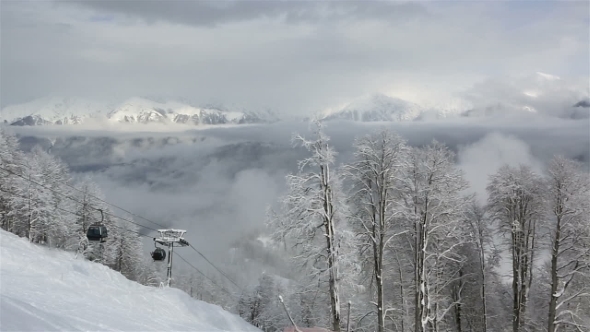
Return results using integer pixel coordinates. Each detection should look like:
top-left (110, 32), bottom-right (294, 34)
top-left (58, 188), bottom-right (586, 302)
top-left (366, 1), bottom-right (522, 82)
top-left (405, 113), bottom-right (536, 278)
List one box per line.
top-left (2, 72), bottom-right (588, 127)
top-left (1, 97), bottom-right (281, 127)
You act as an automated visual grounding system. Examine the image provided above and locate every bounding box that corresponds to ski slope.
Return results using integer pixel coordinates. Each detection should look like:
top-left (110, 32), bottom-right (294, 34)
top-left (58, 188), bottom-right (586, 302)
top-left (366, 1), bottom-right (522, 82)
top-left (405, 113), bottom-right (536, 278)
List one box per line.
top-left (0, 230), bottom-right (260, 332)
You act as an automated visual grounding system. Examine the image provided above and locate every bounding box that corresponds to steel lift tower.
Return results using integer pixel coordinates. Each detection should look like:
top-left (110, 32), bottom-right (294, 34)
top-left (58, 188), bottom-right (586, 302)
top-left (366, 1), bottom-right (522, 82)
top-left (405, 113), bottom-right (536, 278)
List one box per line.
top-left (154, 229), bottom-right (190, 287)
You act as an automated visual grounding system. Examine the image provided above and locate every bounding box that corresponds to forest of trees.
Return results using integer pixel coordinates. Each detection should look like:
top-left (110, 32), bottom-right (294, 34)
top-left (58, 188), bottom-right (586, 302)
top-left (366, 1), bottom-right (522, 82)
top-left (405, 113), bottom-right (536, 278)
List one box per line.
top-left (0, 127), bottom-right (164, 285)
top-left (1, 123), bottom-right (589, 332)
top-left (257, 121), bottom-right (589, 332)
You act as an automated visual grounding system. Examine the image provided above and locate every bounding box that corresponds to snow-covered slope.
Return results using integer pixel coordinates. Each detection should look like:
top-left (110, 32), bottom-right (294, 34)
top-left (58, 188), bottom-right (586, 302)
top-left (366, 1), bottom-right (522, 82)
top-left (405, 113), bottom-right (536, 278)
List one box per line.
top-left (108, 97), bottom-right (265, 125)
top-left (0, 230), bottom-right (260, 332)
top-left (321, 93), bottom-right (424, 122)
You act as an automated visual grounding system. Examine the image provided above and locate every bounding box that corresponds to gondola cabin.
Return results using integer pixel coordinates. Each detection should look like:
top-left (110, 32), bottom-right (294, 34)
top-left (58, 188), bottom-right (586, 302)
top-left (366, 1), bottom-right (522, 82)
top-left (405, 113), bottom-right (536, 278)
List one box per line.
top-left (151, 248), bottom-right (166, 261)
top-left (87, 224), bottom-right (108, 242)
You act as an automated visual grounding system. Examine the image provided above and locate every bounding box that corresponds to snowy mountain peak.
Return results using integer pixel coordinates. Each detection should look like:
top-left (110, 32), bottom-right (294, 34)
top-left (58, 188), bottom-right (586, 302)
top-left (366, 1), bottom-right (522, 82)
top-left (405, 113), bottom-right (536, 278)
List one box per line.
top-left (1, 97), bottom-right (113, 125)
top-left (322, 93), bottom-right (424, 122)
top-left (1, 97), bottom-right (278, 127)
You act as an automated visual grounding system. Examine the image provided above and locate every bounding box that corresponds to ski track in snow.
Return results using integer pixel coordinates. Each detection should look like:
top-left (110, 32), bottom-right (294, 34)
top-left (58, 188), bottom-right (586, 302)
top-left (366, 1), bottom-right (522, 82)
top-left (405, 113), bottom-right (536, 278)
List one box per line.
top-left (0, 230), bottom-right (260, 332)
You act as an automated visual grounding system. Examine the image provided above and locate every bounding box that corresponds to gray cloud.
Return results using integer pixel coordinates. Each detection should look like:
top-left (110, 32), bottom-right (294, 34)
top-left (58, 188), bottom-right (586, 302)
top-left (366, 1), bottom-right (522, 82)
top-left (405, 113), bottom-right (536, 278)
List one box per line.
top-left (62, 0), bottom-right (428, 27)
top-left (456, 132), bottom-right (545, 205)
top-left (1, 1), bottom-right (588, 114)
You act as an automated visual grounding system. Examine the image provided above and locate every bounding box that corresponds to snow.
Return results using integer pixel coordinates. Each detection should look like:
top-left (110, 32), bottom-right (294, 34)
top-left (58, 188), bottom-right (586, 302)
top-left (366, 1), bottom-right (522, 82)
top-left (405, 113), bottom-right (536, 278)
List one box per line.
top-left (0, 230), bottom-right (260, 332)
top-left (0, 97), bottom-right (113, 124)
top-left (1, 97), bottom-right (260, 127)
top-left (321, 93), bottom-right (424, 122)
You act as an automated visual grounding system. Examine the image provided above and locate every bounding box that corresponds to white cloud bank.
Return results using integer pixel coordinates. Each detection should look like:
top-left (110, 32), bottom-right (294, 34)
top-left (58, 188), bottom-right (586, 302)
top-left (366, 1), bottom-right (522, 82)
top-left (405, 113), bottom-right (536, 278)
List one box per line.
top-left (457, 132), bottom-right (545, 204)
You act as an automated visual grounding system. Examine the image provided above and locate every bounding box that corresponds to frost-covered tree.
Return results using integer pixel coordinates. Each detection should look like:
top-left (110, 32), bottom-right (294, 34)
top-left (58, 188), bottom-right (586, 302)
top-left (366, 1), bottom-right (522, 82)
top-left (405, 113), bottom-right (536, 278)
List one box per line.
top-left (137, 255), bottom-right (163, 287)
top-left (344, 129), bottom-right (410, 332)
top-left (486, 164), bottom-right (544, 332)
top-left (70, 175), bottom-right (114, 259)
top-left (8, 148), bottom-right (55, 243)
top-left (544, 156), bottom-right (590, 332)
top-left (106, 217), bottom-right (145, 281)
top-left (30, 146), bottom-right (75, 248)
top-left (2, 137), bottom-right (76, 248)
top-left (72, 176), bottom-right (108, 237)
top-left (237, 273), bottom-right (292, 332)
top-left (400, 140), bottom-right (471, 332)
top-left (0, 128), bottom-right (25, 233)
top-left (462, 200), bottom-right (501, 332)
top-left (267, 120), bottom-right (351, 331)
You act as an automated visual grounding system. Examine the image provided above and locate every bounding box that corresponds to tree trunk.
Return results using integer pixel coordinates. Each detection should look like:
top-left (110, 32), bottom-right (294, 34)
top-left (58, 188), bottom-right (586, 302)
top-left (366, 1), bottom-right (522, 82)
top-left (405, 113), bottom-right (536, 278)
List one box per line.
top-left (414, 215), bottom-right (423, 332)
top-left (547, 215), bottom-right (561, 332)
top-left (322, 164), bottom-right (341, 332)
top-left (478, 234), bottom-right (488, 332)
top-left (394, 250), bottom-right (407, 332)
top-left (454, 268), bottom-right (463, 332)
top-left (375, 180), bottom-right (386, 332)
top-left (512, 227), bottom-right (521, 332)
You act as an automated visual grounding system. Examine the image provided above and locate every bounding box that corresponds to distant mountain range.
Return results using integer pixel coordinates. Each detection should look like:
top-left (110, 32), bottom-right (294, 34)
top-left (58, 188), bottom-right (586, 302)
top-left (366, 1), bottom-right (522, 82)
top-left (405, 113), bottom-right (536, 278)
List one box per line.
top-left (321, 93), bottom-right (426, 122)
top-left (2, 73), bottom-right (588, 127)
top-left (1, 97), bottom-right (281, 127)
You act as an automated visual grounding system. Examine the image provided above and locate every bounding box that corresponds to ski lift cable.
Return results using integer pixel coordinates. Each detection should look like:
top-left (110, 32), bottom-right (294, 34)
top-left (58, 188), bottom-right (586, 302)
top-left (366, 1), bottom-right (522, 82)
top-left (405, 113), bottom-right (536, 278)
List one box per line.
top-left (174, 251), bottom-right (235, 296)
top-left (0, 166), bottom-right (159, 233)
top-left (0, 187), bottom-right (236, 294)
top-left (58, 176), bottom-right (166, 229)
top-left (0, 186), bottom-right (153, 239)
top-left (187, 243), bottom-right (243, 291)
top-left (1, 165), bottom-right (242, 291)
top-left (0, 162), bottom-right (167, 229)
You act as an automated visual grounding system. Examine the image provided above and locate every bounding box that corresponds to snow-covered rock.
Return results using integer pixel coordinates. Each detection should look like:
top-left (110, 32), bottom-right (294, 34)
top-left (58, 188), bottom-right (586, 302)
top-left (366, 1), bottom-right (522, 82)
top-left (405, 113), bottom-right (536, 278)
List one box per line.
top-left (0, 229), bottom-right (260, 332)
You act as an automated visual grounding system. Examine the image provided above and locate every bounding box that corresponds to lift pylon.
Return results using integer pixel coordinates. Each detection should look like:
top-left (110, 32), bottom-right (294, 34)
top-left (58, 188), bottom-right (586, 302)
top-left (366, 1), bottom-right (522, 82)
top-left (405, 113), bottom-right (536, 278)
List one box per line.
top-left (154, 229), bottom-right (190, 287)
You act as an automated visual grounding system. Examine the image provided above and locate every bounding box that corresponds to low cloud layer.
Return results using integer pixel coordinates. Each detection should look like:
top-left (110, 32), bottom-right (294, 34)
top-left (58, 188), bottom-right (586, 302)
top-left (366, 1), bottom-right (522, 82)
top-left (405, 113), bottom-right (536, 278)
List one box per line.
top-left (8, 116), bottom-right (589, 265)
top-left (457, 132), bottom-right (545, 204)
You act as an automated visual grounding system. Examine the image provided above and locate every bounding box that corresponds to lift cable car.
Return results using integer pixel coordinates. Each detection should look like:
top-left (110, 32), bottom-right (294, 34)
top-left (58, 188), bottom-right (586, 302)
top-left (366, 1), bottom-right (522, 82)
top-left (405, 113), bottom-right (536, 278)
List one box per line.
top-left (151, 240), bottom-right (166, 261)
top-left (86, 209), bottom-right (108, 242)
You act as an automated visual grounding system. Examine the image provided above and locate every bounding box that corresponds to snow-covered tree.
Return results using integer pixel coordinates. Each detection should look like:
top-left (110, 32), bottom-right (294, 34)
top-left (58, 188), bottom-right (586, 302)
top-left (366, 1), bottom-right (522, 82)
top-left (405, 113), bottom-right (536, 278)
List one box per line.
top-left (106, 217), bottom-right (145, 281)
top-left (237, 273), bottom-right (292, 332)
top-left (486, 164), bottom-right (544, 332)
top-left (344, 128), bottom-right (410, 332)
top-left (29, 145), bottom-right (74, 248)
top-left (0, 128), bottom-right (25, 233)
top-left (137, 255), bottom-right (164, 287)
top-left (71, 176), bottom-right (108, 238)
top-left (267, 120), bottom-right (351, 331)
top-left (544, 155), bottom-right (590, 332)
top-left (7, 148), bottom-right (55, 243)
top-left (400, 140), bottom-right (471, 332)
top-left (462, 199), bottom-right (500, 332)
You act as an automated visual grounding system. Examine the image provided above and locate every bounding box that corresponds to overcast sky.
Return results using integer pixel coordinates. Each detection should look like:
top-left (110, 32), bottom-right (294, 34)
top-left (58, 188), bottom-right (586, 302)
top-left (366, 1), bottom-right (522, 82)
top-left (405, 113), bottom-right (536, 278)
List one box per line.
top-left (1, 0), bottom-right (588, 113)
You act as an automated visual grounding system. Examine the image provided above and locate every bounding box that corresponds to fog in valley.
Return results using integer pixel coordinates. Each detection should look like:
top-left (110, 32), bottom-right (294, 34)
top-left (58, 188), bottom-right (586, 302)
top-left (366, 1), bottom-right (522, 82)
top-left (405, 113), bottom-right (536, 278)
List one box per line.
top-left (7, 115), bottom-right (588, 268)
